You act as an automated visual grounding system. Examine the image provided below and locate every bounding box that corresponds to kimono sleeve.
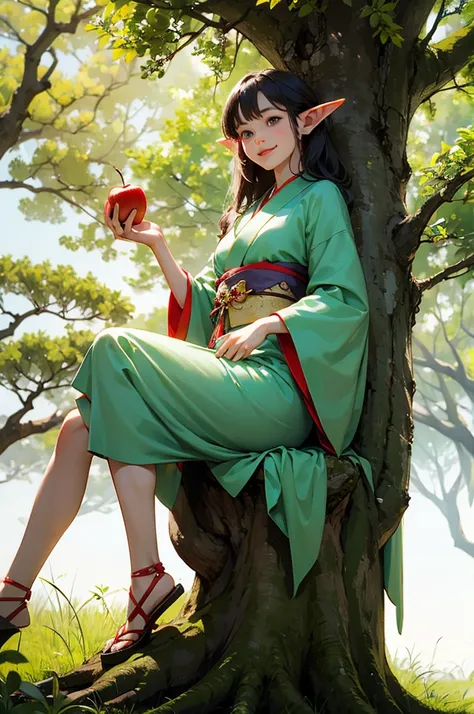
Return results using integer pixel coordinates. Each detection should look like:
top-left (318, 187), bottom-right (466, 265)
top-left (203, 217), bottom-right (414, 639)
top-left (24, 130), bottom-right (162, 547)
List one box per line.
top-left (270, 181), bottom-right (369, 456)
top-left (168, 251), bottom-right (217, 347)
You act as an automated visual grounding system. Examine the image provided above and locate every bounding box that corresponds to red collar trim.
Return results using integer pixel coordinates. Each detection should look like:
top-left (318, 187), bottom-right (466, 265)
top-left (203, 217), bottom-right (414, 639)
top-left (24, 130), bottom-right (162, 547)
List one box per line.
top-left (252, 173), bottom-right (302, 218)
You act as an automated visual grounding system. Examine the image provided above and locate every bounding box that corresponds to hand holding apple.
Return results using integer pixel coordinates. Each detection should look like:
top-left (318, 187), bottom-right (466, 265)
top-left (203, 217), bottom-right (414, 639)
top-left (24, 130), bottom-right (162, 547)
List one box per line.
top-left (104, 167), bottom-right (147, 228)
top-left (105, 202), bottom-right (165, 249)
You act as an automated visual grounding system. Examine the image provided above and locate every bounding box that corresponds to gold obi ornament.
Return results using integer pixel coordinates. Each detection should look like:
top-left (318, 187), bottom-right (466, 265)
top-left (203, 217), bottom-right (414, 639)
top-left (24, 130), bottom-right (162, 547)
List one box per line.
top-left (212, 278), bottom-right (298, 329)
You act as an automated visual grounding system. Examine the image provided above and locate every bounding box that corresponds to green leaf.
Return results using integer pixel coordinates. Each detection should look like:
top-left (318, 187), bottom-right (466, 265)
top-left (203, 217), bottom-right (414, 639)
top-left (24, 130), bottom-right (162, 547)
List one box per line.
top-left (102, 2), bottom-right (116, 21)
top-left (360, 5), bottom-right (372, 17)
top-left (0, 652), bottom-right (28, 666)
top-left (298, 3), bottom-right (314, 17)
top-left (18, 683), bottom-right (47, 705)
top-left (51, 693), bottom-right (71, 714)
top-left (370, 11), bottom-right (380, 26)
top-left (0, 681), bottom-right (8, 705)
top-left (432, 24), bottom-right (473, 53)
top-left (51, 673), bottom-right (59, 700)
top-left (6, 671), bottom-right (21, 696)
top-left (10, 704), bottom-right (45, 714)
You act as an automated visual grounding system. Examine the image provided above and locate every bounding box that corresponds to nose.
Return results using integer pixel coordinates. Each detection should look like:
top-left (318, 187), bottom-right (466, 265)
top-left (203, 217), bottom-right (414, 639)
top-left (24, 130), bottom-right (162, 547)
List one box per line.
top-left (254, 136), bottom-right (267, 150)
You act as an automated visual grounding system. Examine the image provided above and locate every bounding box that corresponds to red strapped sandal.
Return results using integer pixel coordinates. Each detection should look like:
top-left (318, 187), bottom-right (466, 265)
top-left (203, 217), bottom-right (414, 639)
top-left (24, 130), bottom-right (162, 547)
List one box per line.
top-left (0, 576), bottom-right (31, 649)
top-left (100, 561), bottom-right (183, 667)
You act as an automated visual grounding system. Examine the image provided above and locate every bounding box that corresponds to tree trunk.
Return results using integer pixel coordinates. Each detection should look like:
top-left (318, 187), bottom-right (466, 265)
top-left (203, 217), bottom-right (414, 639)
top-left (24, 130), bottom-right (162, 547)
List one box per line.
top-left (30, 460), bottom-right (441, 713)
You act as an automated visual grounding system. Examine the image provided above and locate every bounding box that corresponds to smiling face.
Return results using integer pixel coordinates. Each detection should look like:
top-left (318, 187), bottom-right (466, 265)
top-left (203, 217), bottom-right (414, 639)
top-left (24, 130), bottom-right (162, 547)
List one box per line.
top-left (235, 91), bottom-right (301, 175)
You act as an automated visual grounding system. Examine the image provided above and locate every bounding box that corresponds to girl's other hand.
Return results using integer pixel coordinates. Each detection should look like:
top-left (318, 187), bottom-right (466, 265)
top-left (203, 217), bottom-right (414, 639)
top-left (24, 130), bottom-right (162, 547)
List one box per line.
top-left (214, 321), bottom-right (268, 361)
top-left (105, 202), bottom-right (165, 248)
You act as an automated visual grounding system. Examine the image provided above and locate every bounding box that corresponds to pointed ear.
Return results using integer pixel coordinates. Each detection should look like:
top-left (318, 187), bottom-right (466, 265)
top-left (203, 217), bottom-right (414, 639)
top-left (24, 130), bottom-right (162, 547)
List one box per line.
top-left (215, 137), bottom-right (239, 154)
top-left (297, 98), bottom-right (346, 135)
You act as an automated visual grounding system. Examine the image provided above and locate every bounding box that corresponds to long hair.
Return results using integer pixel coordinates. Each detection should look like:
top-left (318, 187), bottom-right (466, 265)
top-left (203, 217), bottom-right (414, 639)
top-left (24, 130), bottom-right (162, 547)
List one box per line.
top-left (217, 69), bottom-right (353, 240)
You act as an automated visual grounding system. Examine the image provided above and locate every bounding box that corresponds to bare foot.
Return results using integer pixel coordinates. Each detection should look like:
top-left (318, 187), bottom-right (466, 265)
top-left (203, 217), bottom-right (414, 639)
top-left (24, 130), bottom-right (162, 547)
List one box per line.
top-left (0, 581), bottom-right (30, 629)
top-left (102, 572), bottom-right (175, 654)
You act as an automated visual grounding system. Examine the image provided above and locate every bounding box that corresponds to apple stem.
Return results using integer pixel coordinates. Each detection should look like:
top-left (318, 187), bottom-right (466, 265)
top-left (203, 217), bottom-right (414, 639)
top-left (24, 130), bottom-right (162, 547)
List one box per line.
top-left (113, 167), bottom-right (125, 186)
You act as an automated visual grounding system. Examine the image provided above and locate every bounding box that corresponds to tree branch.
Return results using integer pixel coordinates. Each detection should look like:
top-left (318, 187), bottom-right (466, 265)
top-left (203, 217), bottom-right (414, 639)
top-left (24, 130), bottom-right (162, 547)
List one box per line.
top-left (0, 178), bottom-right (103, 222)
top-left (410, 463), bottom-right (444, 510)
top-left (0, 306), bottom-right (43, 339)
top-left (419, 0), bottom-right (447, 50)
top-left (394, 167), bottom-right (474, 261)
top-left (0, 15), bottom-right (29, 45)
top-left (416, 253), bottom-right (474, 292)
top-left (411, 459), bottom-right (474, 556)
top-left (0, 304), bottom-right (103, 340)
top-left (16, 64), bottom-right (136, 145)
top-left (413, 337), bottom-right (474, 400)
top-left (413, 21), bottom-right (474, 107)
top-left (413, 402), bottom-right (474, 456)
top-left (0, 459), bottom-right (45, 486)
top-left (0, 405), bottom-right (65, 456)
top-left (436, 306), bottom-right (470, 382)
top-left (0, 1), bottom-right (102, 159)
top-left (397, 0), bottom-right (437, 46)
top-left (413, 168), bottom-right (474, 238)
top-left (419, 0), bottom-right (470, 51)
top-left (16, 0), bottom-right (49, 18)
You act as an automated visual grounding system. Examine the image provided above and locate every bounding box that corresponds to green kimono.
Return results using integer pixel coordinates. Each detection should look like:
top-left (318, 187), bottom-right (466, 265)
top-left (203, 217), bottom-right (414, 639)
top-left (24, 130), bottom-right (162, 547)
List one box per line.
top-left (71, 171), bottom-right (404, 633)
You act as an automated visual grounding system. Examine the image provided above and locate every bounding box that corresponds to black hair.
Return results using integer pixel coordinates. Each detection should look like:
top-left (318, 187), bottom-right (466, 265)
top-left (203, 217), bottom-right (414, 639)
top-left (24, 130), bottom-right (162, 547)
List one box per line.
top-left (217, 68), bottom-right (353, 240)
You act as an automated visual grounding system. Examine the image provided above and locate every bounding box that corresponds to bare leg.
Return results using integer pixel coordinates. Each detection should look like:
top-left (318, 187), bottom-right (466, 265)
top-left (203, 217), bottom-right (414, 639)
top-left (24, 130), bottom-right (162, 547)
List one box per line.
top-left (103, 459), bottom-right (175, 653)
top-left (0, 408), bottom-right (93, 627)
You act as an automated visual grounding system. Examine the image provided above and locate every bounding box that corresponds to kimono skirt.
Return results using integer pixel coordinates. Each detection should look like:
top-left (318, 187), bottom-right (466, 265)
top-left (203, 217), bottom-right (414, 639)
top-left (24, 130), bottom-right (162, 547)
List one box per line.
top-left (70, 324), bottom-right (314, 475)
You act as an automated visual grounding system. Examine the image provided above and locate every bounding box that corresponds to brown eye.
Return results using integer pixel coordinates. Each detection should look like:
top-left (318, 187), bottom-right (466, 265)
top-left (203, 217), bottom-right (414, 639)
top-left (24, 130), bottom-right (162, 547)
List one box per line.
top-left (240, 116), bottom-right (281, 139)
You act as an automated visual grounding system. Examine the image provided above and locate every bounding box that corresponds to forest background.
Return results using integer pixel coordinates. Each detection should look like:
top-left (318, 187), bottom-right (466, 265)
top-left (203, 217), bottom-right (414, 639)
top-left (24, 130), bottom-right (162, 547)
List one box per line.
top-left (0, 0), bottom-right (473, 682)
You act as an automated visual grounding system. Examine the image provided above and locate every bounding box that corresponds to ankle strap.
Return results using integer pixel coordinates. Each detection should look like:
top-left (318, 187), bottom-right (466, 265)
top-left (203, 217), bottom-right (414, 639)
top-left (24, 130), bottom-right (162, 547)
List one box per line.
top-left (131, 561), bottom-right (165, 578)
top-left (2, 577), bottom-right (31, 600)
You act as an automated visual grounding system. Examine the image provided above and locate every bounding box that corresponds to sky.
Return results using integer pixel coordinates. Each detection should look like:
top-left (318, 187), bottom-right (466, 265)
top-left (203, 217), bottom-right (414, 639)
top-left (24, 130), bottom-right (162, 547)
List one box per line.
top-left (1, 19), bottom-right (473, 681)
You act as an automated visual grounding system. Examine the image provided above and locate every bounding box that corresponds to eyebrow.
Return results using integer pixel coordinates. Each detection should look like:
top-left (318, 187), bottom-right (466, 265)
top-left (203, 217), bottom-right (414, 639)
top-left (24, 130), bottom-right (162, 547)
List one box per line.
top-left (238, 107), bottom-right (283, 127)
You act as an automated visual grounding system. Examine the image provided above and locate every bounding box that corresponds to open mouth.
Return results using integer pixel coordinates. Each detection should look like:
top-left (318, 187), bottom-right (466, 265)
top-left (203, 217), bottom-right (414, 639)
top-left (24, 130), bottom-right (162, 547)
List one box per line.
top-left (258, 146), bottom-right (276, 156)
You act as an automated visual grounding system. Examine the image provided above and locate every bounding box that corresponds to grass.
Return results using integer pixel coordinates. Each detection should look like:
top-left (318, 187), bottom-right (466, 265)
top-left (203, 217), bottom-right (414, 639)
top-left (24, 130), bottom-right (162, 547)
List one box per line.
top-left (387, 645), bottom-right (474, 712)
top-left (0, 576), bottom-right (185, 683)
top-left (1, 578), bottom-right (473, 712)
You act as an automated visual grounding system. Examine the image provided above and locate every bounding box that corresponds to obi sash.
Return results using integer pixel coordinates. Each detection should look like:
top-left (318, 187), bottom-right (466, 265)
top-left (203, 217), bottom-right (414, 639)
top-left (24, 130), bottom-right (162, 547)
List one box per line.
top-left (207, 261), bottom-right (308, 348)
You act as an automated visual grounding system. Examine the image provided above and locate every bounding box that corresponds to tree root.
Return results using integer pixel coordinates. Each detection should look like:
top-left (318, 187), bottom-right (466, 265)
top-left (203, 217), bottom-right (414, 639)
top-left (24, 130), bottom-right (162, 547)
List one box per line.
top-left (148, 655), bottom-right (240, 713)
top-left (37, 619), bottom-right (212, 706)
top-left (230, 669), bottom-right (262, 714)
top-left (267, 667), bottom-right (313, 714)
top-left (31, 462), bottom-right (468, 713)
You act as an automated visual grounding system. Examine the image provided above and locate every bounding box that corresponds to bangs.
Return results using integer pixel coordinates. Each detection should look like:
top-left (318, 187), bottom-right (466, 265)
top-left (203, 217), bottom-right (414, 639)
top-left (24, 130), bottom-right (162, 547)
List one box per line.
top-left (222, 76), bottom-right (288, 139)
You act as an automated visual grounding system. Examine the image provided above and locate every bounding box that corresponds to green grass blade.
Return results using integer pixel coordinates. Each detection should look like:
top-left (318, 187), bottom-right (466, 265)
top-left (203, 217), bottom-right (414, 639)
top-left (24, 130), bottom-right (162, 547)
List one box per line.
top-left (39, 579), bottom-right (86, 661)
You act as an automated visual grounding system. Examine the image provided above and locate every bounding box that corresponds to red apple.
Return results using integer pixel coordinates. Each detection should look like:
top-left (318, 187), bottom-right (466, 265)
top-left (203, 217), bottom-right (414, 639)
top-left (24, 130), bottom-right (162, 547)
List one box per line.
top-left (104, 167), bottom-right (147, 227)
